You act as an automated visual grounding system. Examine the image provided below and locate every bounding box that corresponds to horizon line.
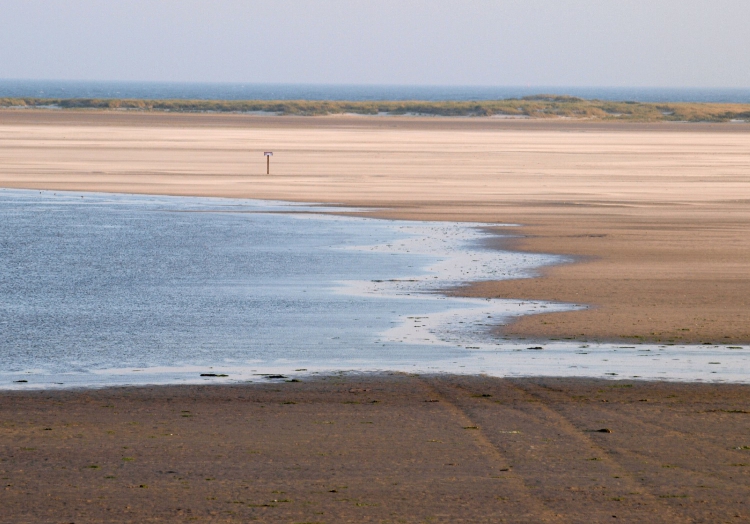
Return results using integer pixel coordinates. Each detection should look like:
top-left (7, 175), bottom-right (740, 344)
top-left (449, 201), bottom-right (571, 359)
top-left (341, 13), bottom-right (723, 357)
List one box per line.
top-left (1, 78), bottom-right (749, 91)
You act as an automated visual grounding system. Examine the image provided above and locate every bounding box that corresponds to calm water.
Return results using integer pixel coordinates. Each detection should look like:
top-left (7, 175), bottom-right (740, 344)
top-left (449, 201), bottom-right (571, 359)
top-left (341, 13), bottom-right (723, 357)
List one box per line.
top-left (1, 190), bottom-right (747, 388)
top-left (2, 80), bottom-right (750, 103)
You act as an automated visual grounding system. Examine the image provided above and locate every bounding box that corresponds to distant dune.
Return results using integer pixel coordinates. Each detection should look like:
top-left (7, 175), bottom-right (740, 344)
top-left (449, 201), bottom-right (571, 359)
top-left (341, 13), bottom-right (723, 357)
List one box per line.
top-left (2, 94), bottom-right (750, 122)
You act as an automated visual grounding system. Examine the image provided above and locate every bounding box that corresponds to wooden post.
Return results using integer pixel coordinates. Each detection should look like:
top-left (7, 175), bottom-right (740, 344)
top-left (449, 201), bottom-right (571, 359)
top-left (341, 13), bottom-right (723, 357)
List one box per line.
top-left (264, 152), bottom-right (273, 174)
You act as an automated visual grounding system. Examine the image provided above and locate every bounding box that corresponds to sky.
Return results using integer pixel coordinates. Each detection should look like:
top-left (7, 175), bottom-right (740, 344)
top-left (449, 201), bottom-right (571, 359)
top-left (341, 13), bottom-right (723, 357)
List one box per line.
top-left (1, 0), bottom-right (748, 87)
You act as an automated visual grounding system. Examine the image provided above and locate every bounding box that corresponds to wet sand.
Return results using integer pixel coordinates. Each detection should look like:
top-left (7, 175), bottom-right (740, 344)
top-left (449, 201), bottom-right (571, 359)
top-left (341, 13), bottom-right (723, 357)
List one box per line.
top-left (2, 375), bottom-right (749, 523)
top-left (1, 110), bottom-right (749, 343)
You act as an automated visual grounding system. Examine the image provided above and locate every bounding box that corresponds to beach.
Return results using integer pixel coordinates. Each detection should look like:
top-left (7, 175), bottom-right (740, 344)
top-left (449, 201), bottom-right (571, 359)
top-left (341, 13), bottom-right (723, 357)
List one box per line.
top-left (1, 110), bottom-right (749, 344)
top-left (1, 110), bottom-right (750, 521)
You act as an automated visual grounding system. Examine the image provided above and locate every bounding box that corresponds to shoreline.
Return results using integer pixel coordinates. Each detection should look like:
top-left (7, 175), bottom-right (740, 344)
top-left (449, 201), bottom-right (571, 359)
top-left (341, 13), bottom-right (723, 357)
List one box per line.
top-left (4, 107), bottom-right (750, 130)
top-left (1, 110), bottom-right (749, 344)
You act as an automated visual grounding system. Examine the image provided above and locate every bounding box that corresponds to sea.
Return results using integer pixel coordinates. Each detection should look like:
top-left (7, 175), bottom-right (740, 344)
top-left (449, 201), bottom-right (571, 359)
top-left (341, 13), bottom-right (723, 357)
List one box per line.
top-left (1, 79), bottom-right (750, 103)
top-left (1, 189), bottom-right (747, 389)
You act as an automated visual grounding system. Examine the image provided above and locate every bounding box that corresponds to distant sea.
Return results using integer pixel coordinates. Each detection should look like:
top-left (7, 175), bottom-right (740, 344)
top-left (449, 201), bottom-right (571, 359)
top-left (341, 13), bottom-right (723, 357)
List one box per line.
top-left (1, 79), bottom-right (749, 103)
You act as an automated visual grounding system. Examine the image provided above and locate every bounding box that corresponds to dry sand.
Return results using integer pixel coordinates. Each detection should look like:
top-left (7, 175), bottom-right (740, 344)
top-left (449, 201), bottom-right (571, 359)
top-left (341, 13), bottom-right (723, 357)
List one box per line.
top-left (1, 110), bottom-right (749, 343)
top-left (2, 375), bottom-right (750, 523)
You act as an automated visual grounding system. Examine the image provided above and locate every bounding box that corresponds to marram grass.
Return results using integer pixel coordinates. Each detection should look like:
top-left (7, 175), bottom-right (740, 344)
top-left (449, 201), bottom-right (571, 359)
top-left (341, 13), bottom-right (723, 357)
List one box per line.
top-left (2, 94), bottom-right (750, 122)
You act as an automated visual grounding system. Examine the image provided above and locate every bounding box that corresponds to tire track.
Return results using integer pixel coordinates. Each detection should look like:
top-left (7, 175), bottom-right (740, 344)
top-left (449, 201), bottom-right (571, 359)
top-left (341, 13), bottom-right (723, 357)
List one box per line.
top-left (517, 379), bottom-right (750, 517)
top-left (415, 375), bottom-right (567, 523)
top-left (435, 376), bottom-right (685, 523)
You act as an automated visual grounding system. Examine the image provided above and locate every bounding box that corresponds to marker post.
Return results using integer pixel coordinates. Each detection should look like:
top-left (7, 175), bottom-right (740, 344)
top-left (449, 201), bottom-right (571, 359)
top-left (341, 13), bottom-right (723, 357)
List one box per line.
top-left (264, 151), bottom-right (273, 174)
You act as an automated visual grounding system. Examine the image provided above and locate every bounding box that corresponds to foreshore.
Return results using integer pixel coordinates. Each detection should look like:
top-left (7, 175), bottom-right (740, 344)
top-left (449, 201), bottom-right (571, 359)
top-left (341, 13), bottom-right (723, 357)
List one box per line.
top-left (2, 374), bottom-right (750, 522)
top-left (1, 109), bottom-right (749, 343)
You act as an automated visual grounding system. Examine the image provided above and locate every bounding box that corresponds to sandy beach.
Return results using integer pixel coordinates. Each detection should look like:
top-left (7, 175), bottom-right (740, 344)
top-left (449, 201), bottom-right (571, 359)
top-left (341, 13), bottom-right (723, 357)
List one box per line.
top-left (1, 110), bottom-right (749, 343)
top-left (2, 110), bottom-right (750, 522)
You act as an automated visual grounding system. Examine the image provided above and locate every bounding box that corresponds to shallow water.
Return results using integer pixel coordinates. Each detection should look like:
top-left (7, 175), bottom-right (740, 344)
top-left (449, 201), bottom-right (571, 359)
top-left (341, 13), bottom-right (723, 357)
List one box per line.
top-left (0, 190), bottom-right (747, 388)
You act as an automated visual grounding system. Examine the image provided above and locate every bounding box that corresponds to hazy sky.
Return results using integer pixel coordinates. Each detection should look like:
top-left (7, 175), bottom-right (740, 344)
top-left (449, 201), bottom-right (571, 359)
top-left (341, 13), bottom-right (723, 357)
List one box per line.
top-left (1, 0), bottom-right (748, 87)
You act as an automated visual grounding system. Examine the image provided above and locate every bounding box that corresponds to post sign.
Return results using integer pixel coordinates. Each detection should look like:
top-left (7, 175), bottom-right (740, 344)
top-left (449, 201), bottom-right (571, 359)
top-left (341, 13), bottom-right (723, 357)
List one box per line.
top-left (264, 152), bottom-right (273, 156)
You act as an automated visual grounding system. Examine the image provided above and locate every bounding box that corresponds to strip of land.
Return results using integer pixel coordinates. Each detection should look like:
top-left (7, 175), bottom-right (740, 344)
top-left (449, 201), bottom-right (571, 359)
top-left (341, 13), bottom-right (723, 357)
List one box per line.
top-left (1, 109), bottom-right (749, 343)
top-left (3, 95), bottom-right (750, 121)
top-left (2, 375), bottom-right (749, 522)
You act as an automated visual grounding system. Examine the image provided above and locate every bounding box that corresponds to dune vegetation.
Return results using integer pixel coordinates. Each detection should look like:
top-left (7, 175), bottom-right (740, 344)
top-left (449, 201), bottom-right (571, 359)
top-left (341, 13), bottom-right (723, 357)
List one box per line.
top-left (1, 94), bottom-right (750, 122)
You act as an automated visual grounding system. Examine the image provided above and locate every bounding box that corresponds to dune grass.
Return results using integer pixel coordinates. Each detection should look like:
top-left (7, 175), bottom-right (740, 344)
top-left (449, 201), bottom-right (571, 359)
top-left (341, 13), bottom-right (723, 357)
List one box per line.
top-left (1, 94), bottom-right (749, 122)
